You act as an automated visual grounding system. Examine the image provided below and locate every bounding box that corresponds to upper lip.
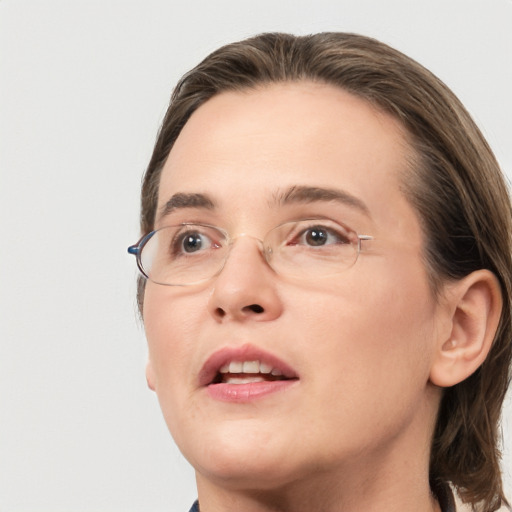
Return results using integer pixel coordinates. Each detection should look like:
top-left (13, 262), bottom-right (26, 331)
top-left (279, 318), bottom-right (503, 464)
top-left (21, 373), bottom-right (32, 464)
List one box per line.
top-left (198, 343), bottom-right (299, 387)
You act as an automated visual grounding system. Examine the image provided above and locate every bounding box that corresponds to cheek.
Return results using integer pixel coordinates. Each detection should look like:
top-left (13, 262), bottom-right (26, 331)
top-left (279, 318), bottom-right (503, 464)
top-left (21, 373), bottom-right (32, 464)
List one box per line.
top-left (294, 260), bottom-right (438, 398)
top-left (286, 266), bottom-right (438, 452)
top-left (143, 284), bottom-right (206, 391)
top-left (142, 285), bottom-right (212, 449)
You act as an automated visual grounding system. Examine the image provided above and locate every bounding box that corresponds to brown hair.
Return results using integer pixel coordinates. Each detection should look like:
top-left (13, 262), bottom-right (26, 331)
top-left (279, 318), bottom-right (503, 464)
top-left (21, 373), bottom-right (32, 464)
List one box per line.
top-left (137, 32), bottom-right (512, 511)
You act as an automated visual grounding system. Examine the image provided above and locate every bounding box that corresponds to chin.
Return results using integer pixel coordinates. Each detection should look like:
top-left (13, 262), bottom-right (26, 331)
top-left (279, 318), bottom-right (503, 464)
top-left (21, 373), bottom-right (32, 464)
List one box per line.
top-left (196, 455), bottom-right (303, 492)
top-left (175, 421), bottom-right (302, 487)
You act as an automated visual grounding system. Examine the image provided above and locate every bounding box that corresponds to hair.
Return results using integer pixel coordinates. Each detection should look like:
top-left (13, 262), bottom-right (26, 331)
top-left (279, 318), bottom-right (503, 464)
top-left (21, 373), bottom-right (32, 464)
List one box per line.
top-left (137, 32), bottom-right (512, 511)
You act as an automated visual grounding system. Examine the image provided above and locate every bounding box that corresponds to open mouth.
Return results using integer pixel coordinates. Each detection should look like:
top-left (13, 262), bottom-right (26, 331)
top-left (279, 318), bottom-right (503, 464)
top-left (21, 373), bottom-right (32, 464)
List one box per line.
top-left (211, 359), bottom-right (295, 384)
top-left (199, 345), bottom-right (299, 391)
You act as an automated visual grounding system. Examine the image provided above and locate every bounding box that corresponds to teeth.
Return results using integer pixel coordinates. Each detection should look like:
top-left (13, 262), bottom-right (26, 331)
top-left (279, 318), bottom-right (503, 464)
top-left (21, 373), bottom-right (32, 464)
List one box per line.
top-left (242, 361), bottom-right (259, 373)
top-left (229, 361), bottom-right (243, 373)
top-left (218, 360), bottom-right (281, 376)
top-left (259, 362), bottom-right (272, 374)
top-left (224, 376), bottom-right (266, 384)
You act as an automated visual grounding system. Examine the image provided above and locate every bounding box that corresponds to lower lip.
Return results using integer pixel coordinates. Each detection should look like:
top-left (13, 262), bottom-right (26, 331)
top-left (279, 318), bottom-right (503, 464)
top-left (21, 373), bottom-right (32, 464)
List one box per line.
top-left (206, 380), bottom-right (297, 402)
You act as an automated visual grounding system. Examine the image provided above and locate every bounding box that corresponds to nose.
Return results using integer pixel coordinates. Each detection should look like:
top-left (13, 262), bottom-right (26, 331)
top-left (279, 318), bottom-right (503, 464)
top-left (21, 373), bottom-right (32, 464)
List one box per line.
top-left (207, 235), bottom-right (283, 323)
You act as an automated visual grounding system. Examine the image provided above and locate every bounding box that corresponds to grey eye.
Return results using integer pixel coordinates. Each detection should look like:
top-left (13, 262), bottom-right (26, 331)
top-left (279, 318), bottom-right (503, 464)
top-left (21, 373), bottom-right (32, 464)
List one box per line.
top-left (171, 230), bottom-right (215, 256)
top-left (181, 233), bottom-right (206, 253)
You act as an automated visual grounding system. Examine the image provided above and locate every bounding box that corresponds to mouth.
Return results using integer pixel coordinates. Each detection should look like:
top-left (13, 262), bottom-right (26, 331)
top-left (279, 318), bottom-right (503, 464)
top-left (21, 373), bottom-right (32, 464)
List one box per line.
top-left (199, 345), bottom-right (299, 401)
top-left (212, 359), bottom-right (293, 384)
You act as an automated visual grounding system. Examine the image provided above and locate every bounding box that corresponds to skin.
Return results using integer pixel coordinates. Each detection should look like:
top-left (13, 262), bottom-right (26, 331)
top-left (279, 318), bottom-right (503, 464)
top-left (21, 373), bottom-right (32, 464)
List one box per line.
top-left (143, 82), bottom-right (458, 512)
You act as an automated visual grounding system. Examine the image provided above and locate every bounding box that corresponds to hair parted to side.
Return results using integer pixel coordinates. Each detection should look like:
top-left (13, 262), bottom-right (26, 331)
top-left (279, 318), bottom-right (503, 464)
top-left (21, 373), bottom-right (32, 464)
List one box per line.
top-left (138, 32), bottom-right (512, 511)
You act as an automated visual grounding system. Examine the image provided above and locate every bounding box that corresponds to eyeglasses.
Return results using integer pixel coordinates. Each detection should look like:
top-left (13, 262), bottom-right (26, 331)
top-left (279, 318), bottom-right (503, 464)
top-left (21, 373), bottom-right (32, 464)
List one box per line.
top-left (128, 219), bottom-right (372, 286)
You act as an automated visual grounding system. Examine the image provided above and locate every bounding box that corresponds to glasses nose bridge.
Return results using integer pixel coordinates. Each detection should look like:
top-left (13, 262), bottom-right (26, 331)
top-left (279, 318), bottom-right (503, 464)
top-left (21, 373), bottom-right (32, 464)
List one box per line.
top-left (224, 232), bottom-right (272, 267)
top-left (231, 231), bottom-right (264, 244)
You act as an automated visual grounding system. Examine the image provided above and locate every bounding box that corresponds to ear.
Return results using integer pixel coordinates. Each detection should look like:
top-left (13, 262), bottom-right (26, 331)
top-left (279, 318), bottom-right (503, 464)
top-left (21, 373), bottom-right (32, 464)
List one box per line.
top-left (429, 270), bottom-right (502, 387)
top-left (145, 360), bottom-right (156, 391)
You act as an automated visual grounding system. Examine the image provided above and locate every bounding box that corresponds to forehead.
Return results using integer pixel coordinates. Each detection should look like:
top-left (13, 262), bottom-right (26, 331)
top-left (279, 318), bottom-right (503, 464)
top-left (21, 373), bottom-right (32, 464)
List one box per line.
top-left (165, 82), bottom-right (409, 171)
top-left (157, 82), bottom-right (418, 240)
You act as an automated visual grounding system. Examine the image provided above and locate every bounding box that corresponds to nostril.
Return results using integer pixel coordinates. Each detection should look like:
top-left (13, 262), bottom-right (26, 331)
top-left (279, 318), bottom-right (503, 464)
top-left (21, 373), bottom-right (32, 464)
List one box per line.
top-left (245, 304), bottom-right (264, 314)
top-left (215, 307), bottom-right (226, 318)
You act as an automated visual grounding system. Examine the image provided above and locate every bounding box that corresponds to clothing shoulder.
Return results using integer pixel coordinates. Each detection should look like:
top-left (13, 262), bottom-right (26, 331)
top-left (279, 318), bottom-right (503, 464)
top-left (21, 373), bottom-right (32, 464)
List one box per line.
top-left (188, 500), bottom-right (199, 512)
top-left (186, 496), bottom-right (511, 512)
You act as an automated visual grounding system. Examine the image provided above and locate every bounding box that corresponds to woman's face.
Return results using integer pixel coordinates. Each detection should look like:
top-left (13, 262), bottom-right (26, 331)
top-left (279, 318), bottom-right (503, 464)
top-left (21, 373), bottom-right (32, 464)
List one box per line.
top-left (143, 82), bottom-right (444, 490)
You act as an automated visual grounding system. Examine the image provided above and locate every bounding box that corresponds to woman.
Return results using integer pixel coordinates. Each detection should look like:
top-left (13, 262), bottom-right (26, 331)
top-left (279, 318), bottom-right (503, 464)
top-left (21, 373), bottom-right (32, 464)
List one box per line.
top-left (128, 33), bottom-right (511, 512)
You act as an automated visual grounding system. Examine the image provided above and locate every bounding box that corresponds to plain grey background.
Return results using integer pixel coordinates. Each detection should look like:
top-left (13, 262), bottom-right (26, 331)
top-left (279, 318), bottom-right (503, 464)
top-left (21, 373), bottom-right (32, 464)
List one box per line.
top-left (1, 0), bottom-right (511, 510)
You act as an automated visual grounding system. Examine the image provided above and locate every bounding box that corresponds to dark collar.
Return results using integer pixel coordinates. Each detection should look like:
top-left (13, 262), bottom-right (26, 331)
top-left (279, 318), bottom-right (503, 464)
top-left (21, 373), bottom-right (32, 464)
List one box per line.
top-left (432, 479), bottom-right (456, 512)
top-left (189, 481), bottom-right (457, 512)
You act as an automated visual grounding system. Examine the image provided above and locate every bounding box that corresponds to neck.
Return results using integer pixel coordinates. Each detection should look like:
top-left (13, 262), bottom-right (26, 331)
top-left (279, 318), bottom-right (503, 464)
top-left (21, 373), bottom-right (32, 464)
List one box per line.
top-left (195, 455), bottom-right (441, 512)
top-left (194, 386), bottom-right (443, 512)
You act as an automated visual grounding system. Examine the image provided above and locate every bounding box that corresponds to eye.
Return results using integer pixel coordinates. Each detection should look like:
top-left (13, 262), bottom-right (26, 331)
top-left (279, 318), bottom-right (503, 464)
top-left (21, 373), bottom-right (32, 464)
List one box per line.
top-left (295, 224), bottom-right (351, 247)
top-left (179, 232), bottom-right (209, 253)
top-left (170, 226), bottom-right (223, 257)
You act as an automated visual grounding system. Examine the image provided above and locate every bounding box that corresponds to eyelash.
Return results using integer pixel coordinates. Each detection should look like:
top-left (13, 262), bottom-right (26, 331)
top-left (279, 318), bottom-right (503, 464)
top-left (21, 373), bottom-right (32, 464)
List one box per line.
top-left (166, 219), bottom-right (356, 258)
top-left (170, 229), bottom-right (220, 256)
top-left (285, 222), bottom-right (353, 247)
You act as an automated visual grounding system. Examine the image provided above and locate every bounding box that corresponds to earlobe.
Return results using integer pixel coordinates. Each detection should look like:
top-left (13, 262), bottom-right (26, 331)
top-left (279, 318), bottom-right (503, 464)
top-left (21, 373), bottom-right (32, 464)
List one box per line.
top-left (146, 360), bottom-right (156, 391)
top-left (429, 270), bottom-right (502, 388)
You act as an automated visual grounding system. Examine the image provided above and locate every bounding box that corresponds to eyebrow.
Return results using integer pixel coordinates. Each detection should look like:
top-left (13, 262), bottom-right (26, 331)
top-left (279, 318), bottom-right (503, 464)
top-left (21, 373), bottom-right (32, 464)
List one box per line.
top-left (273, 185), bottom-right (371, 217)
top-left (157, 185), bottom-right (371, 222)
top-left (158, 192), bottom-right (216, 221)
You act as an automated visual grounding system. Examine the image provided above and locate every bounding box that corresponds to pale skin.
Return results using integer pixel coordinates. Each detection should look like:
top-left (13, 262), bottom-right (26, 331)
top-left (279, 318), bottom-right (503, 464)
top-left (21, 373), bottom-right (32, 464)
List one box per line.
top-left (142, 82), bottom-right (502, 512)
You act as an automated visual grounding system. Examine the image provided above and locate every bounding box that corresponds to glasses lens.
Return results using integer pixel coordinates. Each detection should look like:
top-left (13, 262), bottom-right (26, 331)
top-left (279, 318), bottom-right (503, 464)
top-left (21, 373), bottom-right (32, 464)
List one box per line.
top-left (140, 224), bottom-right (228, 285)
top-left (265, 219), bottom-right (360, 279)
